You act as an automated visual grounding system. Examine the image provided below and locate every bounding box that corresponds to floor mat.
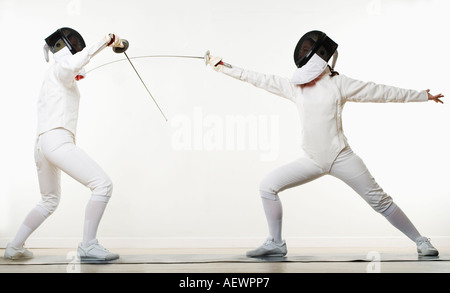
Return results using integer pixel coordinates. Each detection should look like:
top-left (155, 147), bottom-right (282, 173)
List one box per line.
top-left (1, 253), bottom-right (448, 265)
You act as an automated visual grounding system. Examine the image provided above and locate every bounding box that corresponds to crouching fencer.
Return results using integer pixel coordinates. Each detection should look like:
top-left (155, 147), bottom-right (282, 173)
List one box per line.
top-left (207, 30), bottom-right (443, 258)
top-left (4, 28), bottom-right (123, 261)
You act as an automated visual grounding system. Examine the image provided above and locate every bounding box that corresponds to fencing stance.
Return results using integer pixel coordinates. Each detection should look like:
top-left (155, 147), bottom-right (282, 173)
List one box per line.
top-left (207, 30), bottom-right (443, 257)
top-left (4, 28), bottom-right (123, 260)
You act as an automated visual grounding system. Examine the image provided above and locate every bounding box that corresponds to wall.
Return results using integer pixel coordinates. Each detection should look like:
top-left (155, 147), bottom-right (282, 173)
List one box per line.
top-left (0, 0), bottom-right (449, 248)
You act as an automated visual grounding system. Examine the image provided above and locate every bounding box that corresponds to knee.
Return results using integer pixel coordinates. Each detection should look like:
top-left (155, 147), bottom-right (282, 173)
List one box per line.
top-left (38, 193), bottom-right (61, 214)
top-left (92, 177), bottom-right (113, 199)
top-left (365, 190), bottom-right (393, 214)
top-left (259, 179), bottom-right (279, 201)
top-left (104, 179), bottom-right (113, 198)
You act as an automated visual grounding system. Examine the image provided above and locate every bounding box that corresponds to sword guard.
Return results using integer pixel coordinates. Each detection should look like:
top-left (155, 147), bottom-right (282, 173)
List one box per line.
top-left (113, 39), bottom-right (129, 54)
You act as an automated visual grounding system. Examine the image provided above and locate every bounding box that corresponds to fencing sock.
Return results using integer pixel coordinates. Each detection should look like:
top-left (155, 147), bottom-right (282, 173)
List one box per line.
top-left (261, 197), bottom-right (283, 244)
top-left (383, 203), bottom-right (422, 242)
top-left (11, 205), bottom-right (49, 248)
top-left (82, 197), bottom-right (108, 247)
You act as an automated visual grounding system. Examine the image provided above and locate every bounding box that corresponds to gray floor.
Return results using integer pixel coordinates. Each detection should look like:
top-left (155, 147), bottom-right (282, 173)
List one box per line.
top-left (1, 247), bottom-right (449, 273)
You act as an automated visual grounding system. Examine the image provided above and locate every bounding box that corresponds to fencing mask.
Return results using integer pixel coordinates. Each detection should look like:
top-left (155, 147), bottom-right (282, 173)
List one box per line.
top-left (292, 30), bottom-right (338, 85)
top-left (43, 27), bottom-right (86, 62)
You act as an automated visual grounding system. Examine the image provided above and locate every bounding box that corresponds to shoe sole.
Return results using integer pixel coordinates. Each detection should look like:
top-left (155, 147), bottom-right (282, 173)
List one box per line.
top-left (418, 251), bottom-right (439, 257)
top-left (79, 255), bottom-right (120, 261)
top-left (246, 253), bottom-right (286, 258)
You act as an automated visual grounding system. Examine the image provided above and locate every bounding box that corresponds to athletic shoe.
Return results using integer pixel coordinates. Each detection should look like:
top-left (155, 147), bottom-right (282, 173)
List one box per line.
top-left (4, 243), bottom-right (33, 260)
top-left (416, 237), bottom-right (439, 256)
top-left (77, 239), bottom-right (119, 261)
top-left (246, 237), bottom-right (287, 257)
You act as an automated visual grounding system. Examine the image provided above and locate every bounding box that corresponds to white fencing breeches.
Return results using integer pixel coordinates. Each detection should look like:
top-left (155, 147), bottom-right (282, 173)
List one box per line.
top-left (35, 128), bottom-right (113, 214)
top-left (258, 146), bottom-right (422, 243)
top-left (259, 146), bottom-right (395, 215)
top-left (10, 128), bottom-right (113, 248)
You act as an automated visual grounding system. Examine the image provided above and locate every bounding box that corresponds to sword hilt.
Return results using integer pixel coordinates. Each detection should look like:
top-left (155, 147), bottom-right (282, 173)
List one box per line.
top-left (113, 39), bottom-right (129, 54)
top-left (204, 50), bottom-right (231, 68)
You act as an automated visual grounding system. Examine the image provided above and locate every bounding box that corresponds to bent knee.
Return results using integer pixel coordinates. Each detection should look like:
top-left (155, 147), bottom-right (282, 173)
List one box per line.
top-left (259, 180), bottom-right (279, 201)
top-left (92, 177), bottom-right (113, 199)
top-left (38, 193), bottom-right (60, 214)
top-left (366, 192), bottom-right (393, 214)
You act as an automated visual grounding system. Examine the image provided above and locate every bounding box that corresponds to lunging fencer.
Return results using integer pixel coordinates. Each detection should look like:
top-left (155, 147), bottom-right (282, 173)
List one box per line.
top-left (207, 30), bottom-right (443, 257)
top-left (4, 28), bottom-right (123, 260)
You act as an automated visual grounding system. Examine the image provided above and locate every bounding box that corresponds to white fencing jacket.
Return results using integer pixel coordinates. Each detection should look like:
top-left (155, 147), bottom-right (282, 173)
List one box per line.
top-left (221, 66), bottom-right (428, 172)
top-left (37, 39), bottom-right (107, 137)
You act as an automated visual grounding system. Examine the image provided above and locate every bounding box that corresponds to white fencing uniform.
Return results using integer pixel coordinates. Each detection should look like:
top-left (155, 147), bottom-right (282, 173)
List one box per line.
top-left (35, 38), bottom-right (112, 213)
top-left (35, 128), bottom-right (113, 213)
top-left (222, 66), bottom-right (427, 173)
top-left (220, 65), bottom-right (427, 244)
top-left (10, 38), bottom-right (112, 249)
top-left (37, 39), bottom-right (106, 137)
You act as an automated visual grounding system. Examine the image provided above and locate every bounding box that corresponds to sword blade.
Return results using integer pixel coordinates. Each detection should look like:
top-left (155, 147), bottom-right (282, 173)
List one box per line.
top-left (123, 51), bottom-right (169, 122)
top-left (87, 55), bottom-right (204, 74)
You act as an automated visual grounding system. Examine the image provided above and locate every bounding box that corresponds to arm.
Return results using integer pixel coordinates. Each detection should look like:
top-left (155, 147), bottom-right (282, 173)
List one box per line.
top-left (57, 38), bottom-right (107, 82)
top-left (57, 34), bottom-right (122, 82)
top-left (208, 55), bottom-right (296, 102)
top-left (336, 74), bottom-right (429, 103)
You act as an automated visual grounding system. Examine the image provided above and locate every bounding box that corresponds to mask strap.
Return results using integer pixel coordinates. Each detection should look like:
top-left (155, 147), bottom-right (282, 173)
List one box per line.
top-left (43, 44), bottom-right (50, 63)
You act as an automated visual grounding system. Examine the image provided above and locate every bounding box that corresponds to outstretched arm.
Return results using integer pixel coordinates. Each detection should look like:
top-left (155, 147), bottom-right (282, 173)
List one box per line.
top-left (427, 89), bottom-right (444, 104)
top-left (207, 53), bottom-right (297, 103)
top-left (336, 75), bottom-right (432, 103)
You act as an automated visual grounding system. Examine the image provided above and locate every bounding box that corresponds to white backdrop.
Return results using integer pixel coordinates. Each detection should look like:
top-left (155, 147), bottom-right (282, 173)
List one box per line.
top-left (1, 0), bottom-right (449, 248)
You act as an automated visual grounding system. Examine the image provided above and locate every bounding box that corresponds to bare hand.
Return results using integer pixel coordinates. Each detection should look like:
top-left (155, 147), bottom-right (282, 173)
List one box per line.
top-left (427, 89), bottom-right (444, 104)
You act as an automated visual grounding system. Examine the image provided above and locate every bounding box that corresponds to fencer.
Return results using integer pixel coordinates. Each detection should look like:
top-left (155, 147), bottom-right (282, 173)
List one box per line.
top-left (207, 30), bottom-right (443, 258)
top-left (4, 28), bottom-right (123, 260)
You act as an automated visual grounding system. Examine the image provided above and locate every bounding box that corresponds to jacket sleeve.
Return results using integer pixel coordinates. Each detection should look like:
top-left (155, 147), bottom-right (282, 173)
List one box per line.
top-left (57, 38), bottom-right (107, 83)
top-left (221, 65), bottom-right (297, 103)
top-left (336, 74), bottom-right (428, 103)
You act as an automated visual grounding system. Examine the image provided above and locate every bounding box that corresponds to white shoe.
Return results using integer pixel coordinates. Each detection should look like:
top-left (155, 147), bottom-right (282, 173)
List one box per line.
top-left (416, 237), bottom-right (439, 256)
top-left (77, 239), bottom-right (119, 261)
top-left (246, 237), bottom-right (287, 257)
top-left (4, 243), bottom-right (33, 260)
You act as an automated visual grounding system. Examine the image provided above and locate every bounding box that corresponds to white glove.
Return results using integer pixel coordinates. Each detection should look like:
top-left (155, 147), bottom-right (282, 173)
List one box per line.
top-left (105, 33), bottom-right (122, 47)
top-left (208, 56), bottom-right (224, 72)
